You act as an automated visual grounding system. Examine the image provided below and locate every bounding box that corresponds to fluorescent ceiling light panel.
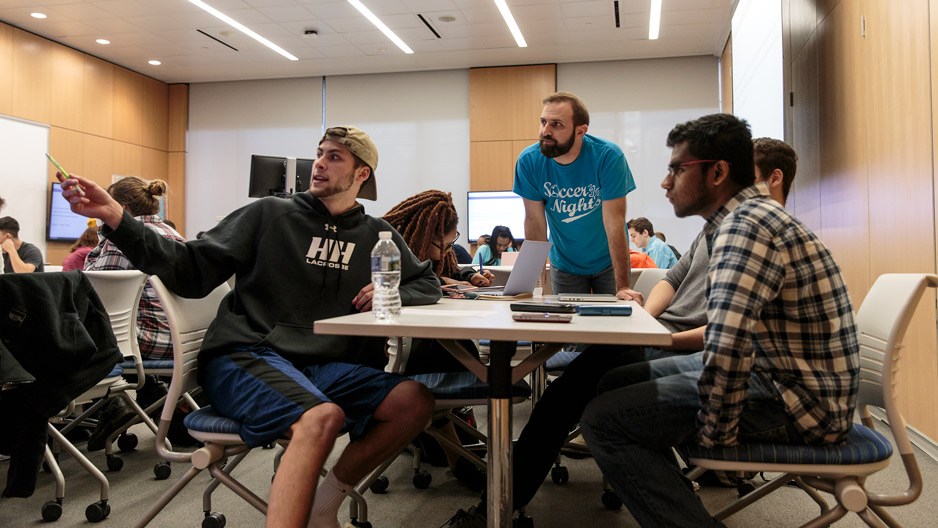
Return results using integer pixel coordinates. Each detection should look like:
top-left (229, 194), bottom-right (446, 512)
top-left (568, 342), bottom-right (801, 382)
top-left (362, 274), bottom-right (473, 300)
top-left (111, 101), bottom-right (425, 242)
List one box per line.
top-left (188, 0), bottom-right (298, 61)
top-left (493, 0), bottom-right (527, 47)
top-left (347, 0), bottom-right (414, 54)
top-left (649, 0), bottom-right (662, 40)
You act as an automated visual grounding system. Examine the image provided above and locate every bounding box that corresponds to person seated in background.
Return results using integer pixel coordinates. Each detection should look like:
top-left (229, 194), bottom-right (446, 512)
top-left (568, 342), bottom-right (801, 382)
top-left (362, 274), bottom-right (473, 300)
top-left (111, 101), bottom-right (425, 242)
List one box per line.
top-left (628, 217), bottom-right (677, 269)
top-left (62, 222), bottom-right (99, 271)
top-left (471, 225), bottom-right (517, 266)
top-left (0, 217), bottom-right (44, 273)
top-left (580, 114), bottom-right (857, 527)
top-left (629, 248), bottom-right (657, 269)
top-left (382, 189), bottom-right (492, 491)
top-left (753, 137), bottom-right (797, 207)
top-left (59, 125), bottom-right (439, 528)
top-left (452, 242), bottom-right (473, 264)
top-left (654, 230), bottom-right (682, 260)
top-left (82, 177), bottom-right (186, 451)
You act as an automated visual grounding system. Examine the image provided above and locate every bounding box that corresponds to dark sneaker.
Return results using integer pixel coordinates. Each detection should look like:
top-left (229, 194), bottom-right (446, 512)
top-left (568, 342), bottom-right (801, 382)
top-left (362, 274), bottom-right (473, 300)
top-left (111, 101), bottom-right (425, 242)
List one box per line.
top-left (441, 505), bottom-right (486, 527)
top-left (87, 399), bottom-right (137, 452)
top-left (453, 457), bottom-right (486, 492)
top-left (135, 375), bottom-right (168, 412)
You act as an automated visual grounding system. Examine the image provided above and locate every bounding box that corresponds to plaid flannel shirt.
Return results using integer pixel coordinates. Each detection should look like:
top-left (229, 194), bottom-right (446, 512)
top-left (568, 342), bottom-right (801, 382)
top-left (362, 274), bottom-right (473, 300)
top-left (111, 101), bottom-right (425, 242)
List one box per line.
top-left (85, 215), bottom-right (185, 361)
top-left (697, 184), bottom-right (859, 448)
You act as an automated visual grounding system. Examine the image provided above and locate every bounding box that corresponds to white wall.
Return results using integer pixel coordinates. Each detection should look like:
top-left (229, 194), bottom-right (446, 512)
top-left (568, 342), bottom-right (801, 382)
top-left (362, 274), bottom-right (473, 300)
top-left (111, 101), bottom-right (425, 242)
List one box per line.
top-left (731, 0), bottom-right (784, 140)
top-left (559, 56), bottom-right (721, 254)
top-left (187, 77), bottom-right (324, 238)
top-left (323, 69), bottom-right (470, 232)
top-left (187, 58), bottom-right (720, 256)
top-left (0, 114), bottom-right (50, 260)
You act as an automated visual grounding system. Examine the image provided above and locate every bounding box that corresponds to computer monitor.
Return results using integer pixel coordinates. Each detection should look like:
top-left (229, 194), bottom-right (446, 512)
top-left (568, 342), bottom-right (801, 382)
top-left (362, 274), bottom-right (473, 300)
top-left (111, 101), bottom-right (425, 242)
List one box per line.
top-left (466, 191), bottom-right (527, 243)
top-left (248, 154), bottom-right (313, 198)
top-left (47, 182), bottom-right (91, 241)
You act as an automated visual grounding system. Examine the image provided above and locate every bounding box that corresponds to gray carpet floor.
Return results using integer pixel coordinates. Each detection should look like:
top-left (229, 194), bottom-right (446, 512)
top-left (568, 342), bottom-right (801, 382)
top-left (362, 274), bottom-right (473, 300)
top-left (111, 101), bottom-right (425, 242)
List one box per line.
top-left (2, 402), bottom-right (937, 527)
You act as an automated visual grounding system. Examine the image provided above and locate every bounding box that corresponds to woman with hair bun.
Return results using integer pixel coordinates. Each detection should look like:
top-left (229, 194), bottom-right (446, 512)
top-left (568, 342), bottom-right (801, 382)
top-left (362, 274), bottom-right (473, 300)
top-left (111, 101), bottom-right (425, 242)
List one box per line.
top-left (83, 177), bottom-right (186, 450)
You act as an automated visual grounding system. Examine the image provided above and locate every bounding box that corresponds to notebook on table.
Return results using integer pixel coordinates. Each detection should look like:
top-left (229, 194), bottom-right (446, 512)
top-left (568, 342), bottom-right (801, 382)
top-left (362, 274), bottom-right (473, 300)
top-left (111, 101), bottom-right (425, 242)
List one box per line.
top-left (475, 240), bottom-right (551, 299)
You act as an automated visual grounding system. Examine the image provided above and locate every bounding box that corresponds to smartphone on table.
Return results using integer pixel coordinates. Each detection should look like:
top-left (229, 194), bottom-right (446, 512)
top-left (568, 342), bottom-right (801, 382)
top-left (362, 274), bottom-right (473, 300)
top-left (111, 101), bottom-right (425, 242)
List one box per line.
top-left (512, 313), bottom-right (573, 323)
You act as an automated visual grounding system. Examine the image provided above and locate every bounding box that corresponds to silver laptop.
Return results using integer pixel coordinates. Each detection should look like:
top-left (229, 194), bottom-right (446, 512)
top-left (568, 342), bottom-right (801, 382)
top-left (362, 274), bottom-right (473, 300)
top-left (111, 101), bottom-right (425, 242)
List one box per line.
top-left (475, 240), bottom-right (551, 296)
top-left (556, 293), bottom-right (620, 303)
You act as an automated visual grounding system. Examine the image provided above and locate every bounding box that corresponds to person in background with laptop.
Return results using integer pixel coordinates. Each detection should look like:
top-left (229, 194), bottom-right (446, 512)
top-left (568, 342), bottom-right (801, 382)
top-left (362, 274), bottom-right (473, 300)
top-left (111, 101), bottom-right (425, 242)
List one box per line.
top-left (514, 91), bottom-right (640, 302)
top-left (0, 217), bottom-right (44, 274)
top-left (471, 225), bottom-right (517, 266)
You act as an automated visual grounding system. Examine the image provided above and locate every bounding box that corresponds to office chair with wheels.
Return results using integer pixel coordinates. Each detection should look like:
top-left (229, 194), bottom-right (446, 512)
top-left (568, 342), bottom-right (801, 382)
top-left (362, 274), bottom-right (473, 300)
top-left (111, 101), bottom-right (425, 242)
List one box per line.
top-left (682, 273), bottom-right (938, 527)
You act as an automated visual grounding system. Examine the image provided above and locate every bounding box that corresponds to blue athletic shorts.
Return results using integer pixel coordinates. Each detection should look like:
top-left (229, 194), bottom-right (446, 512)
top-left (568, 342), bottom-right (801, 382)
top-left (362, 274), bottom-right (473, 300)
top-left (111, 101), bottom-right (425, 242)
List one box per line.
top-left (202, 346), bottom-right (408, 447)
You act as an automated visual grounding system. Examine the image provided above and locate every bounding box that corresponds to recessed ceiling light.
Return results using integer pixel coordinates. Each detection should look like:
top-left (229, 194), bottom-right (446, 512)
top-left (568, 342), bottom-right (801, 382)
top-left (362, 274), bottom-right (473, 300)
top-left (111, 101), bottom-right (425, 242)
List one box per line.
top-left (438, 16), bottom-right (456, 23)
top-left (96, 39), bottom-right (110, 45)
top-left (31, 13), bottom-right (47, 19)
top-left (148, 60), bottom-right (161, 66)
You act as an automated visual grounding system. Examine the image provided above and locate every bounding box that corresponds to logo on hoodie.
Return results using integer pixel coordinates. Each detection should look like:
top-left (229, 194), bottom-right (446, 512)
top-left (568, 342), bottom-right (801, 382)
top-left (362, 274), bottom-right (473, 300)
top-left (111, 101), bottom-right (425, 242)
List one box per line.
top-left (306, 237), bottom-right (356, 270)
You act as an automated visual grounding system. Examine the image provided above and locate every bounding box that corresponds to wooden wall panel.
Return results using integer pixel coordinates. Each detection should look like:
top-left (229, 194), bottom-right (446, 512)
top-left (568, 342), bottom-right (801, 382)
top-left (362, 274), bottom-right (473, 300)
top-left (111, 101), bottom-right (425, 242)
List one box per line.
top-left (469, 65), bottom-right (555, 141)
top-left (790, 32), bottom-right (821, 231)
top-left (83, 55), bottom-right (113, 138)
top-left (720, 36), bottom-right (733, 114)
top-left (83, 134), bottom-right (113, 187)
top-left (168, 152), bottom-right (186, 233)
top-left (50, 45), bottom-right (85, 132)
top-left (932, 0), bottom-right (938, 309)
top-left (140, 146), bottom-right (168, 183)
top-left (11, 29), bottom-right (51, 123)
top-left (863, 0), bottom-right (938, 436)
top-left (112, 67), bottom-right (146, 147)
top-left (49, 126), bottom-right (85, 179)
top-left (0, 24), bottom-right (12, 116)
top-left (168, 84), bottom-right (189, 152)
top-left (470, 141), bottom-right (514, 190)
top-left (112, 141), bottom-right (143, 179)
top-left (816, 0), bottom-right (871, 303)
top-left (142, 76), bottom-right (168, 151)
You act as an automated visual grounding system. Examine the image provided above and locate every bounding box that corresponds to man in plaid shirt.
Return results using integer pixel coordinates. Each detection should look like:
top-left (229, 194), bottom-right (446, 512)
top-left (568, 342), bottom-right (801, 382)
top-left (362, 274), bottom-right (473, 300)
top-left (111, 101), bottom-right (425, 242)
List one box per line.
top-left (581, 114), bottom-right (859, 527)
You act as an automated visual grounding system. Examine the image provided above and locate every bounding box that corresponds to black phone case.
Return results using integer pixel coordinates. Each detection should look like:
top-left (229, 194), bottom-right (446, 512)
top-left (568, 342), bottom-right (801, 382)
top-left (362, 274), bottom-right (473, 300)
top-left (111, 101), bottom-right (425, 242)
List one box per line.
top-left (509, 302), bottom-right (578, 313)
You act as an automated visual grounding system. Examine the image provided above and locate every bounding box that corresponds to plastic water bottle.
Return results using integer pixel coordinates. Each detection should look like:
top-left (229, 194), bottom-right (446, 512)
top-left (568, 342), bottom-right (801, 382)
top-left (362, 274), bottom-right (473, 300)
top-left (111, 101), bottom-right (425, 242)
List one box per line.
top-left (371, 231), bottom-right (401, 321)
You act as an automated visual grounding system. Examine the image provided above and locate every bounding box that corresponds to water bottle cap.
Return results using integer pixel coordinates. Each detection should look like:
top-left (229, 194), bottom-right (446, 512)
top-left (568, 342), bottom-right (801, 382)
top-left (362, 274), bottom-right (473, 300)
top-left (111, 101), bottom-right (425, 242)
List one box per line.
top-left (379, 231), bottom-right (392, 240)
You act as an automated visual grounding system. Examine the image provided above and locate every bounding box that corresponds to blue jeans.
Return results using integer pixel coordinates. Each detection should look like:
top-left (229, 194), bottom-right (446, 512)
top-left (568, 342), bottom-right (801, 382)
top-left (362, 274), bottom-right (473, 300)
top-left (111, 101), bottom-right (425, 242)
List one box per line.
top-left (550, 264), bottom-right (617, 294)
top-left (581, 362), bottom-right (801, 527)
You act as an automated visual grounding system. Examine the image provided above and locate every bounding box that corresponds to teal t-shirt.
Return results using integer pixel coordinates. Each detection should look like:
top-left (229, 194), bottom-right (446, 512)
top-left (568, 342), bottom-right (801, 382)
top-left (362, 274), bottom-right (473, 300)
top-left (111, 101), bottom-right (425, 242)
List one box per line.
top-left (513, 134), bottom-right (635, 275)
top-left (471, 244), bottom-right (516, 266)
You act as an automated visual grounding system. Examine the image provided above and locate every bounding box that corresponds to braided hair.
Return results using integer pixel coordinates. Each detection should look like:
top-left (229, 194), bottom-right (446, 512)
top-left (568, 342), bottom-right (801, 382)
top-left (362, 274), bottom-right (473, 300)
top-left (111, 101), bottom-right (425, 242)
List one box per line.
top-left (382, 190), bottom-right (460, 278)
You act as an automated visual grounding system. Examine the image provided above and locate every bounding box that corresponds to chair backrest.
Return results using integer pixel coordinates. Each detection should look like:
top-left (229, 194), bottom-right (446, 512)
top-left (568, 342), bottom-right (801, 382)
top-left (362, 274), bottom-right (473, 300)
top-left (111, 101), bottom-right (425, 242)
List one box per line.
top-left (83, 270), bottom-right (148, 361)
top-left (854, 273), bottom-right (938, 457)
top-left (633, 268), bottom-right (668, 300)
top-left (148, 276), bottom-right (231, 422)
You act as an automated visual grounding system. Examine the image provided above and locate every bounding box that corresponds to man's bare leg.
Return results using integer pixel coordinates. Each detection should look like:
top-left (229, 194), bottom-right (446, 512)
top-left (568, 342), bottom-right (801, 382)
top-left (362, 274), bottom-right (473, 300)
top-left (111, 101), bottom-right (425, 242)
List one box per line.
top-left (332, 380), bottom-right (434, 485)
top-left (266, 403), bottom-right (345, 528)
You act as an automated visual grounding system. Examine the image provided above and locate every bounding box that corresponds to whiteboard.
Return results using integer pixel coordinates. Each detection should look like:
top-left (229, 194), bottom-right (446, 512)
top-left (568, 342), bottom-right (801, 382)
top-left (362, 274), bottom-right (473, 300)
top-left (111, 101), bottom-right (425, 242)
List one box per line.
top-left (0, 114), bottom-right (50, 262)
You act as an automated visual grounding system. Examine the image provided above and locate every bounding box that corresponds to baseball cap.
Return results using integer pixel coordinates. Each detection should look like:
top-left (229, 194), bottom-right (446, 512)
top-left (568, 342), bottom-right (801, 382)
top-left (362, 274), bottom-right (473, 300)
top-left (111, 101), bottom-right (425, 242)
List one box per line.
top-left (319, 126), bottom-right (378, 200)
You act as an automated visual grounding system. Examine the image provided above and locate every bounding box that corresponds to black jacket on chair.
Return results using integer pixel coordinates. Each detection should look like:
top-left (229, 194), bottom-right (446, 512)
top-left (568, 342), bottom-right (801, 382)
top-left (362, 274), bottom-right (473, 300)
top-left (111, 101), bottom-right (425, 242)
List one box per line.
top-left (0, 270), bottom-right (121, 497)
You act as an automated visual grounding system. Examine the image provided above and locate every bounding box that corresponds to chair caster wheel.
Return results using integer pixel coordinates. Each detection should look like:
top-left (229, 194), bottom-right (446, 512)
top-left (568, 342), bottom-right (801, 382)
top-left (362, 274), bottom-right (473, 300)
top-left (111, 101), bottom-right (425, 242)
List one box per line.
top-left (117, 432), bottom-right (138, 452)
top-left (413, 469), bottom-right (432, 489)
top-left (154, 461), bottom-right (172, 480)
top-left (106, 454), bottom-right (124, 472)
top-left (85, 500), bottom-right (110, 522)
top-left (348, 521), bottom-right (372, 528)
top-left (550, 465), bottom-right (569, 484)
top-left (202, 511), bottom-right (226, 528)
top-left (41, 499), bottom-right (63, 522)
top-left (737, 481), bottom-right (757, 497)
top-left (369, 475), bottom-right (390, 494)
top-left (601, 489), bottom-right (622, 510)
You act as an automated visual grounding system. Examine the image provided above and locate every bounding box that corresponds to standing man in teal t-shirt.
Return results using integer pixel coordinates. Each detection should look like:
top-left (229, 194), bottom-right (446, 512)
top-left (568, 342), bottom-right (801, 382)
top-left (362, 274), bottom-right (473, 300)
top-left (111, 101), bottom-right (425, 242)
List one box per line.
top-left (514, 91), bottom-right (642, 301)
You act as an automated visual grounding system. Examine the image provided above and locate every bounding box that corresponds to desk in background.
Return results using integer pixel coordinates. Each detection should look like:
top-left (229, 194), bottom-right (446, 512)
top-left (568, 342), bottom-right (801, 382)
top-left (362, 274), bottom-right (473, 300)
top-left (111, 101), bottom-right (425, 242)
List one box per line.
top-left (315, 297), bottom-right (670, 528)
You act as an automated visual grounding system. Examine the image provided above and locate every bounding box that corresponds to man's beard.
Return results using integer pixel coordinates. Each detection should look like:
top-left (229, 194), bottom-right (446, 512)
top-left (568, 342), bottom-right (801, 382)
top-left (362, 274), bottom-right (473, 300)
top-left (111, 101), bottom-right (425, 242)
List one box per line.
top-left (539, 133), bottom-right (575, 158)
top-left (310, 168), bottom-right (356, 198)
